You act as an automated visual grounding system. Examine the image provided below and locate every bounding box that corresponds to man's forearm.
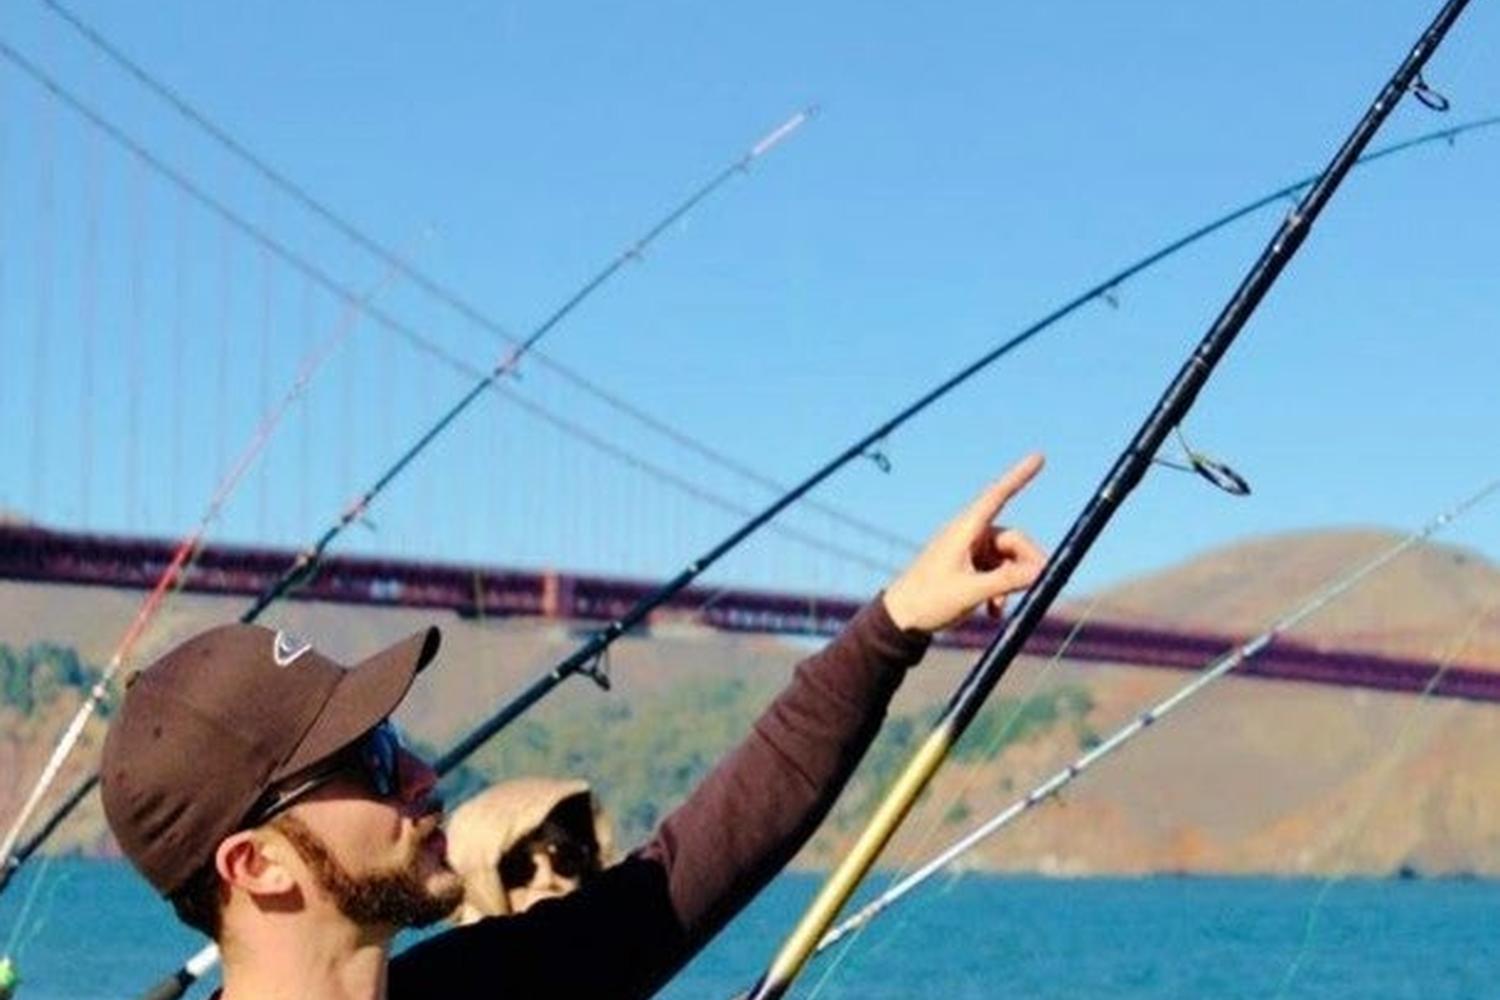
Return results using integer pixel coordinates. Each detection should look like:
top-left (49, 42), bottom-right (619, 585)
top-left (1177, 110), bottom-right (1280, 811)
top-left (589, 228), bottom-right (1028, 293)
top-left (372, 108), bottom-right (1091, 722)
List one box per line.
top-left (638, 596), bottom-right (930, 948)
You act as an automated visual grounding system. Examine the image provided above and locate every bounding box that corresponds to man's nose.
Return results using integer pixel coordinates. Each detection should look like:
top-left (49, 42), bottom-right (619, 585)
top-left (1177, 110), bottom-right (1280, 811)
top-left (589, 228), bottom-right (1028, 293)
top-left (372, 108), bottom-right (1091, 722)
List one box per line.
top-left (399, 748), bottom-right (439, 808)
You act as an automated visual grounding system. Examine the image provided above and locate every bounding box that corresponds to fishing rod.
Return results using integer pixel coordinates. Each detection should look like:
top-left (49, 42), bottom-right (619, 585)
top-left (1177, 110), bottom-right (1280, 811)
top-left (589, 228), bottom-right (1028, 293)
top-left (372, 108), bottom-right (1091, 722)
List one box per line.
top-left (0, 101), bottom-right (812, 892)
top-left (237, 107), bottom-right (814, 621)
top-left (0, 271), bottom-right (394, 897)
top-left (812, 477), bottom-right (1500, 958)
top-left (429, 111), bottom-right (1499, 773)
top-left (743, 4), bottom-right (1473, 996)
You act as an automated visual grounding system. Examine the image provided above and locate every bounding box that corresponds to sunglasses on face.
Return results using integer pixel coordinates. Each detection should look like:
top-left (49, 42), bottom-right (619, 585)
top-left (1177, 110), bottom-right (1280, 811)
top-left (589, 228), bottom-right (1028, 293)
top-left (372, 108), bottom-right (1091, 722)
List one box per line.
top-left (244, 720), bottom-right (405, 827)
top-left (497, 821), bottom-right (600, 890)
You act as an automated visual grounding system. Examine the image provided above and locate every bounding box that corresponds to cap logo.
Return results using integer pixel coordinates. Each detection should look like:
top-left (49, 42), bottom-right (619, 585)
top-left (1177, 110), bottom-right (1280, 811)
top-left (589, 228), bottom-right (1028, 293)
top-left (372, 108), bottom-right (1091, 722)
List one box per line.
top-left (272, 631), bottom-right (313, 668)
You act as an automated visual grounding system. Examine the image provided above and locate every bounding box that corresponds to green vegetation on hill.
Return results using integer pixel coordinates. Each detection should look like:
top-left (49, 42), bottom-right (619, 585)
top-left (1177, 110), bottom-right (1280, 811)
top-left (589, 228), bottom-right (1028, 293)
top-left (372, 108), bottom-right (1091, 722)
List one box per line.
top-left (455, 675), bottom-right (1097, 847)
top-left (460, 673), bottom-right (776, 846)
top-left (952, 685), bottom-right (1096, 762)
top-left (0, 642), bottom-right (104, 717)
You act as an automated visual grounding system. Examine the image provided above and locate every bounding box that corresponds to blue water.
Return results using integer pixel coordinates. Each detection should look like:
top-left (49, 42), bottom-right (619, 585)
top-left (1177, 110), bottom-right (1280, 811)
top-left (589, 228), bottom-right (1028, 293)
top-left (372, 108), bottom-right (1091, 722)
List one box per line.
top-left (2, 860), bottom-right (1498, 998)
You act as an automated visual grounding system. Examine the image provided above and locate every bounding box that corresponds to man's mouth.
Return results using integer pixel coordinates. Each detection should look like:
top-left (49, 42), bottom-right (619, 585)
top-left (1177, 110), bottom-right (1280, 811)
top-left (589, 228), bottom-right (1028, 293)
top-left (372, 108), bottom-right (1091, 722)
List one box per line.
top-left (414, 818), bottom-right (447, 860)
top-left (411, 812), bottom-right (448, 860)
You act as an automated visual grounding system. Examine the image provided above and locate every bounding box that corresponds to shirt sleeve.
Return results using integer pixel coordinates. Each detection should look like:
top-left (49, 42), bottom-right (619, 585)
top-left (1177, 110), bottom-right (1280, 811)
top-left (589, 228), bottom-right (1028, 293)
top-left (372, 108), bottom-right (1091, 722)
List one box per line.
top-left (390, 596), bottom-right (930, 999)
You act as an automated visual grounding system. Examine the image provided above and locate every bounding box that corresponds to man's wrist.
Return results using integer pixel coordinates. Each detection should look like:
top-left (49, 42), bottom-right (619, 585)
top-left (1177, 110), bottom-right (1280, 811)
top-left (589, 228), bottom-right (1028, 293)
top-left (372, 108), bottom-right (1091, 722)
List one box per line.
top-left (878, 586), bottom-right (928, 637)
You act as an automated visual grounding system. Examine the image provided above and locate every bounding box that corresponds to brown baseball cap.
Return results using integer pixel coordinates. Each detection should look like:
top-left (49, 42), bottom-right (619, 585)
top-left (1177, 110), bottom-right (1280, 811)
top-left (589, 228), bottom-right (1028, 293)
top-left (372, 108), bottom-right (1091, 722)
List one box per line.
top-left (100, 623), bottom-right (441, 896)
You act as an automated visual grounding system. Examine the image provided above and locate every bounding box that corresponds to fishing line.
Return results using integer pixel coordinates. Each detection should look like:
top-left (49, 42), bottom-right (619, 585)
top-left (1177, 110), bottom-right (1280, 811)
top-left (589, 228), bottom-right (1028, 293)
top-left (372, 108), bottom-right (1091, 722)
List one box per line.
top-left (1272, 590), bottom-right (1500, 999)
top-left (0, 855), bottom-right (53, 960)
top-left (743, 5), bottom-right (1474, 993)
top-left (1151, 426), bottom-right (1252, 496)
top-left (10, 858), bottom-right (66, 961)
top-left (0, 853), bottom-right (70, 998)
top-left (805, 477), bottom-right (1500, 977)
top-left (804, 596), bottom-right (1107, 1000)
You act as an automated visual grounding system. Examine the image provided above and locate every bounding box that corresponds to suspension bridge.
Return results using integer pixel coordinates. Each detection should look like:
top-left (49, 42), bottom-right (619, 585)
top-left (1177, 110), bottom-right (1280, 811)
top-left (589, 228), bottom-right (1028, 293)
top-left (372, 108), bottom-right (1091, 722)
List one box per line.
top-left (6, 520), bottom-right (1498, 704)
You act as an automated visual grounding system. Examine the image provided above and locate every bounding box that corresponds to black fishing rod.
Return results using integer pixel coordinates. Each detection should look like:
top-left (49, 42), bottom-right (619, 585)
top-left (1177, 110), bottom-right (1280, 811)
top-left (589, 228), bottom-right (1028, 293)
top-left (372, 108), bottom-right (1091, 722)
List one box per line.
top-left (430, 111), bottom-right (1497, 776)
top-left (742, 3), bottom-right (1473, 996)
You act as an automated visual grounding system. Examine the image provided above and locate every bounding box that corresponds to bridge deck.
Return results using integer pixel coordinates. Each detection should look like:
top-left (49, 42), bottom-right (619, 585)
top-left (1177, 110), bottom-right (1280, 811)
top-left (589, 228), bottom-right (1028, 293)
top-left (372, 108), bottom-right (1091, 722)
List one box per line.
top-left (3, 524), bottom-right (1497, 703)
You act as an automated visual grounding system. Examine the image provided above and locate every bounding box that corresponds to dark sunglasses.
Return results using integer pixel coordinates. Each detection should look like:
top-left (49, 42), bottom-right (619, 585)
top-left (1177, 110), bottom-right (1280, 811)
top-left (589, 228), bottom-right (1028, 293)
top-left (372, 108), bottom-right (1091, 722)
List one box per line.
top-left (244, 720), bottom-right (404, 827)
top-left (497, 821), bottom-right (600, 889)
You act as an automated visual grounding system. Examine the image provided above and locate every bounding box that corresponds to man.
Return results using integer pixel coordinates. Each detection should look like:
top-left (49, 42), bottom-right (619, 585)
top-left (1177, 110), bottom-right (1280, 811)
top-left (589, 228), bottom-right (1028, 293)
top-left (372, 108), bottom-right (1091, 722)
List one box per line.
top-left (101, 455), bottom-right (1046, 999)
top-left (446, 777), bottom-right (612, 921)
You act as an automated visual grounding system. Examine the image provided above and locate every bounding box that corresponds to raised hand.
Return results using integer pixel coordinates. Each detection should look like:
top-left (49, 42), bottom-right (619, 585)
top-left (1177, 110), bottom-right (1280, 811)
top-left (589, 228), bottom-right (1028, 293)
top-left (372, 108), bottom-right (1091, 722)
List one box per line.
top-left (882, 454), bottom-right (1047, 634)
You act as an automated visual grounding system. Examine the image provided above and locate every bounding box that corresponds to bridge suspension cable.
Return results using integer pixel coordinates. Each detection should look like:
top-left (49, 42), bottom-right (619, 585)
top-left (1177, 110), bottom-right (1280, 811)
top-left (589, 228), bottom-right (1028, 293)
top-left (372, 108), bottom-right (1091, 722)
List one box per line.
top-left (0, 35), bottom-right (900, 571)
top-left (34, 0), bottom-right (918, 554)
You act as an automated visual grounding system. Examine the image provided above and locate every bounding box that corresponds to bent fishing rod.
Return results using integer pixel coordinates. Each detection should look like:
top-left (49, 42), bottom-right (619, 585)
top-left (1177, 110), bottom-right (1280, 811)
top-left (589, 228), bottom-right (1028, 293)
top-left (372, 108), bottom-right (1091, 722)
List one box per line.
top-left (430, 107), bottom-right (1498, 773)
top-left (744, 3), bottom-right (1473, 996)
top-left (0, 108), bottom-right (813, 895)
top-left (813, 476), bottom-right (1500, 958)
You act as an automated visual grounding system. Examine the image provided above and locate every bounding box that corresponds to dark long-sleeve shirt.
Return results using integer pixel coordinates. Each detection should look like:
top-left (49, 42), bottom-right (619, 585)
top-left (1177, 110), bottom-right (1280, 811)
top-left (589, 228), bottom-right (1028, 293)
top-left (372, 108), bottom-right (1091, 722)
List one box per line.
top-left (390, 597), bottom-right (930, 998)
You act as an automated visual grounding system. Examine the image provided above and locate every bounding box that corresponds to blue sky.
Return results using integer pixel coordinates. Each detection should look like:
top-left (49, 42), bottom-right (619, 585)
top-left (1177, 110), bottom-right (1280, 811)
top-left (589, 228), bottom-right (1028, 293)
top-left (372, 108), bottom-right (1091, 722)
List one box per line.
top-left (0, 0), bottom-right (1496, 600)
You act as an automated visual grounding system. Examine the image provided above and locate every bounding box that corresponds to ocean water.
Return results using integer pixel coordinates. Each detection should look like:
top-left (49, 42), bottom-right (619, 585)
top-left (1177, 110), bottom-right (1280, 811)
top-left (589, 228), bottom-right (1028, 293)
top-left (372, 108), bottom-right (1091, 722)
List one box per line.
top-left (1, 860), bottom-right (1497, 999)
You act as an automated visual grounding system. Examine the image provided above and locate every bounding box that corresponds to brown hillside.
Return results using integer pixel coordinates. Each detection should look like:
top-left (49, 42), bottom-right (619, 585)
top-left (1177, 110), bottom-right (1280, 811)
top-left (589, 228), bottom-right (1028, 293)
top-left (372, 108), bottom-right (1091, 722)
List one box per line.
top-left (1082, 530), bottom-right (1500, 666)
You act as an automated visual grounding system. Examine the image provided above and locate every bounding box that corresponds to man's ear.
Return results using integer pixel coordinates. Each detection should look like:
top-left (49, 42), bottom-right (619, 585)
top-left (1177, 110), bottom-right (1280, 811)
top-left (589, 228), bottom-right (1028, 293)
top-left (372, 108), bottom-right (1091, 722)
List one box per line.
top-left (215, 828), bottom-right (299, 897)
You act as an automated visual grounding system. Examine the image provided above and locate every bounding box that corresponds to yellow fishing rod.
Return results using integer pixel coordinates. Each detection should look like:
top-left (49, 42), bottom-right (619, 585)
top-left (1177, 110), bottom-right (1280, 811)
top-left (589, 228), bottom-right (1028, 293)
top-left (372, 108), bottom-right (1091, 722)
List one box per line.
top-left (744, 1), bottom-right (1475, 995)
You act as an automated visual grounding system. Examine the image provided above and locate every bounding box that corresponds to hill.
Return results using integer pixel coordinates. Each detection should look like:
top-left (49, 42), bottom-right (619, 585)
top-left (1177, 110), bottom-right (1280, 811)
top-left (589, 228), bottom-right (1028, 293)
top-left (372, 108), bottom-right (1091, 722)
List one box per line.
top-left (1083, 529), bottom-right (1500, 664)
top-left (3, 526), bottom-right (1500, 878)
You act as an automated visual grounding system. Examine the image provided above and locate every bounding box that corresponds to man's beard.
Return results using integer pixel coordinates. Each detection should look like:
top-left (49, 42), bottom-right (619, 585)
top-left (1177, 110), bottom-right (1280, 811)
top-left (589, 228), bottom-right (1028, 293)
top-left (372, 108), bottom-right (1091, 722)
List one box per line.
top-left (274, 812), bottom-right (462, 928)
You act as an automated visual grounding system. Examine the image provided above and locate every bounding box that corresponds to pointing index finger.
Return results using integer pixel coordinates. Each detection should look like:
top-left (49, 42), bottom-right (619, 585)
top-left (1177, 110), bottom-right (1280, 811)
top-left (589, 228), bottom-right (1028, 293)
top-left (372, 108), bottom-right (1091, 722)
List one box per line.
top-left (962, 453), bottom-right (1045, 530)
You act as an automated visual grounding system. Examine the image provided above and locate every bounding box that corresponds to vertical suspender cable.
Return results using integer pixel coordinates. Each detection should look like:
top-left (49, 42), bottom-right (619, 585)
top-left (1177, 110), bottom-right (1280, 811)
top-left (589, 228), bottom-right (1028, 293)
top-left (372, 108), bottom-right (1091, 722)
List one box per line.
top-left (127, 154), bottom-right (147, 530)
top-left (31, 89), bottom-right (55, 518)
top-left (170, 188), bottom-right (188, 526)
top-left (80, 126), bottom-right (100, 525)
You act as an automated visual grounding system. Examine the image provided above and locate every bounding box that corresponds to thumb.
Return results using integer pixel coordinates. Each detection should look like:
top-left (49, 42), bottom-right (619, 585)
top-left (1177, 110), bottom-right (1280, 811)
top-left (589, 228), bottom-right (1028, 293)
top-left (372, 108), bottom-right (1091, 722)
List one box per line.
top-left (966, 563), bottom-right (1039, 609)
